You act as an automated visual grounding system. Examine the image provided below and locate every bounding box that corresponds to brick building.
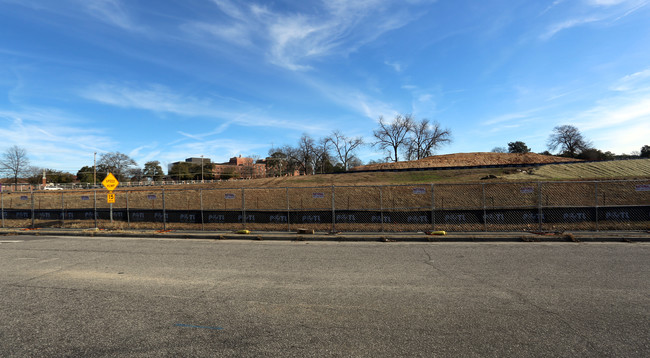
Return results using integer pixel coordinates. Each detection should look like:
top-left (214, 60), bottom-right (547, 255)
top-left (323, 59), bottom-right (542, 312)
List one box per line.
top-left (168, 157), bottom-right (212, 172)
top-left (212, 155), bottom-right (267, 179)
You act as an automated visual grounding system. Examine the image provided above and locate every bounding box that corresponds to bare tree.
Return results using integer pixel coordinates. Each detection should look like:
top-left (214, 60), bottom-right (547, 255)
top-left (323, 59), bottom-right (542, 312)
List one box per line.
top-left (311, 137), bottom-right (331, 174)
top-left (406, 119), bottom-right (452, 160)
top-left (373, 114), bottom-right (414, 162)
top-left (0, 145), bottom-right (31, 189)
top-left (547, 125), bottom-right (592, 158)
top-left (296, 134), bottom-right (315, 174)
top-left (327, 130), bottom-right (364, 171)
top-left (98, 152), bottom-right (137, 181)
top-left (241, 155), bottom-right (261, 179)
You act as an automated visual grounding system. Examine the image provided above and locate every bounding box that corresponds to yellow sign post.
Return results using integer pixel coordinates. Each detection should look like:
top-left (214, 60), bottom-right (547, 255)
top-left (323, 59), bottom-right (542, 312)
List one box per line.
top-left (102, 173), bottom-right (120, 223)
top-left (102, 173), bottom-right (119, 192)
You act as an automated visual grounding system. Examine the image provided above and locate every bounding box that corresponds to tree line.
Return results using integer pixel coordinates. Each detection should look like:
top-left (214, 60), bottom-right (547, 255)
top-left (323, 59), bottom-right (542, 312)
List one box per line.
top-left (492, 124), bottom-right (650, 160)
top-left (267, 114), bottom-right (452, 176)
top-left (1, 120), bottom-right (649, 185)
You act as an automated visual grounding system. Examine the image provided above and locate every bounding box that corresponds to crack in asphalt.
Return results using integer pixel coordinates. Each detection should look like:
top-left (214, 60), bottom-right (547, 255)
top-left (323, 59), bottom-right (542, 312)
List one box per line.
top-left (455, 268), bottom-right (604, 355)
top-left (417, 246), bottom-right (605, 355)
top-left (420, 247), bottom-right (451, 278)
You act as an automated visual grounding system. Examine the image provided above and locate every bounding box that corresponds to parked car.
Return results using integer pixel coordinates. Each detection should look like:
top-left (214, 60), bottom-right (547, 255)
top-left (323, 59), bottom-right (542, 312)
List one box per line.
top-left (44, 185), bottom-right (63, 191)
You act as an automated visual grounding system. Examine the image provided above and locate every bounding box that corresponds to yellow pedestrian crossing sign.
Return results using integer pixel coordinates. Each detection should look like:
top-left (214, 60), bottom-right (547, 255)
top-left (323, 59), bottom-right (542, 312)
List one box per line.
top-left (102, 173), bottom-right (119, 191)
top-left (107, 193), bottom-right (116, 203)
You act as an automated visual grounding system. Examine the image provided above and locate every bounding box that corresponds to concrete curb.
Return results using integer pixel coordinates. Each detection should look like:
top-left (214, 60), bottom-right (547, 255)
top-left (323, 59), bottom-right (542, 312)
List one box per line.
top-left (1, 229), bottom-right (649, 242)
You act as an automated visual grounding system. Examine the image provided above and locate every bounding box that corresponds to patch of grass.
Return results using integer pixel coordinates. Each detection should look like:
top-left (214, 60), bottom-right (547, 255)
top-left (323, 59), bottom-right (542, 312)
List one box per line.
top-left (391, 172), bottom-right (443, 184)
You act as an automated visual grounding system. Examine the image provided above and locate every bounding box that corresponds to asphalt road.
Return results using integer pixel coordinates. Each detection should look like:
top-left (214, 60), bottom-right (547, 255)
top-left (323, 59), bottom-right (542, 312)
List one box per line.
top-left (1, 236), bottom-right (648, 357)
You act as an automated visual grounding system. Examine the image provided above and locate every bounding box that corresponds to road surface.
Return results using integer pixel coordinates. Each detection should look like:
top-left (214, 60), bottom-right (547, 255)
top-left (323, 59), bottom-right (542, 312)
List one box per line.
top-left (1, 236), bottom-right (648, 357)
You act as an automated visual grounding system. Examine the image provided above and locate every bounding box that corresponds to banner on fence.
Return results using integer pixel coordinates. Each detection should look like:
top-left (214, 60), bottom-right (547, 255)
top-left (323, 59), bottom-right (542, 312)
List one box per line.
top-left (5, 206), bottom-right (648, 225)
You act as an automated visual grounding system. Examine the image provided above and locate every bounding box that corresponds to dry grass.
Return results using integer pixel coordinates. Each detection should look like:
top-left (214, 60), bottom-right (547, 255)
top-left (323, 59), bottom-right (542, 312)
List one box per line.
top-left (504, 159), bottom-right (650, 181)
top-left (352, 152), bottom-right (581, 171)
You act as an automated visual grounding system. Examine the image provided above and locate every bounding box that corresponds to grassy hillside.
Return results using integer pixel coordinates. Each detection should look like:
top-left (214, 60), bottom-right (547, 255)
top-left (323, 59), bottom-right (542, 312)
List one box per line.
top-left (503, 159), bottom-right (650, 181)
top-left (183, 167), bottom-right (508, 188)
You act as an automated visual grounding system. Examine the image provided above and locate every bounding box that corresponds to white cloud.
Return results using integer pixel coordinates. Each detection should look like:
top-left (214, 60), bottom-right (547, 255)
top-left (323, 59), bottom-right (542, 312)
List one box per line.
top-left (0, 108), bottom-right (116, 171)
top-left (418, 94), bottom-right (433, 102)
top-left (541, 0), bottom-right (567, 15)
top-left (576, 95), bottom-right (650, 130)
top-left (184, 22), bottom-right (253, 47)
top-left (185, 0), bottom-right (426, 71)
top-left (591, 121), bottom-right (650, 153)
top-left (385, 61), bottom-right (403, 72)
top-left (540, 17), bottom-right (599, 40)
top-left (482, 107), bottom-right (548, 126)
top-left (551, 69), bottom-right (650, 153)
top-left (539, 0), bottom-right (648, 40)
top-left (81, 82), bottom-right (325, 132)
top-left (611, 68), bottom-right (650, 91)
top-left (585, 0), bottom-right (628, 6)
top-left (80, 0), bottom-right (143, 32)
top-left (299, 76), bottom-right (398, 120)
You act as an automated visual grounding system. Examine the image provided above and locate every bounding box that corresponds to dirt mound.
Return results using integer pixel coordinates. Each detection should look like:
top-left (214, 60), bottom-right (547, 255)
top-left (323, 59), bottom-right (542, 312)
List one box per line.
top-left (353, 152), bottom-right (581, 171)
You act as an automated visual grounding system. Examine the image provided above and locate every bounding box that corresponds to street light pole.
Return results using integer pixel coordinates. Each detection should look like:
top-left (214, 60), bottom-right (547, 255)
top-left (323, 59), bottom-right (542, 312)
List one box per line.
top-left (201, 155), bottom-right (204, 183)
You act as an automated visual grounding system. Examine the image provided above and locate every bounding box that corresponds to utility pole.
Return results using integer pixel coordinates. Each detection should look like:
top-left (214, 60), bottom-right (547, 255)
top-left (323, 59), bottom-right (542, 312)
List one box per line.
top-left (93, 152), bottom-right (97, 187)
top-left (201, 155), bottom-right (204, 183)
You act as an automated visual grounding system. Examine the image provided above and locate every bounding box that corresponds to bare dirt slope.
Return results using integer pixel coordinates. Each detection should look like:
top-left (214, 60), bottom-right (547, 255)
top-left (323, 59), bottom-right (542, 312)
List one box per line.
top-left (352, 152), bottom-right (581, 171)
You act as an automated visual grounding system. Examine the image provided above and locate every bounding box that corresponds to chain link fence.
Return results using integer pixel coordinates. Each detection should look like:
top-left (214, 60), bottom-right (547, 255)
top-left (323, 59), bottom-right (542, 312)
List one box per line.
top-left (1, 180), bottom-right (648, 232)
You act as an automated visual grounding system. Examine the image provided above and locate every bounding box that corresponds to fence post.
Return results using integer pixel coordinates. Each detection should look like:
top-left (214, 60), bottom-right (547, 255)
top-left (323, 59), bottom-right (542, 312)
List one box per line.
top-left (482, 183), bottom-right (487, 232)
top-left (594, 181), bottom-right (599, 232)
top-left (241, 187), bottom-right (246, 229)
top-left (430, 184), bottom-right (435, 231)
top-left (286, 187), bottom-right (290, 232)
top-left (380, 186), bottom-right (384, 232)
top-left (1, 190), bottom-right (4, 228)
top-left (200, 189), bottom-right (204, 231)
top-left (31, 187), bottom-right (35, 229)
top-left (162, 188), bottom-right (166, 231)
top-left (61, 191), bottom-right (65, 228)
top-left (331, 185), bottom-right (335, 233)
top-left (94, 190), bottom-right (98, 229)
top-left (537, 182), bottom-right (543, 232)
top-left (126, 190), bottom-right (130, 229)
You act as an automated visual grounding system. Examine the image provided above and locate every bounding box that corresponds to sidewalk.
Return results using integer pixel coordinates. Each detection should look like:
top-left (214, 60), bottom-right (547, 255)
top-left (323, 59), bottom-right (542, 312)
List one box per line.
top-left (1, 228), bottom-right (649, 242)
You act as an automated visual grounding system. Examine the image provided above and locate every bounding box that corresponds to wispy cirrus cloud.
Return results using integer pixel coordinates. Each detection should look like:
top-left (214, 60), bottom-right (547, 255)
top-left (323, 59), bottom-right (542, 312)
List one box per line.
top-left (385, 61), bottom-right (404, 72)
top-left (3, 0), bottom-right (146, 33)
top-left (484, 68), bottom-right (650, 154)
top-left (482, 106), bottom-right (551, 127)
top-left (574, 68), bottom-right (650, 133)
top-left (540, 0), bottom-right (648, 39)
top-left (586, 0), bottom-right (629, 6)
top-left (0, 107), bottom-right (116, 170)
top-left (81, 0), bottom-right (141, 32)
top-left (611, 68), bottom-right (650, 91)
top-left (574, 93), bottom-right (650, 131)
top-left (540, 17), bottom-right (599, 40)
top-left (185, 0), bottom-right (433, 71)
top-left (80, 82), bottom-right (325, 132)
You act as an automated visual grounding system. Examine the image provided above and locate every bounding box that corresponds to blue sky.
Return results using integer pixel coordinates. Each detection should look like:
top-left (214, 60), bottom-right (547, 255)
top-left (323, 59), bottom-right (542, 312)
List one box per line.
top-left (1, 0), bottom-right (649, 173)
